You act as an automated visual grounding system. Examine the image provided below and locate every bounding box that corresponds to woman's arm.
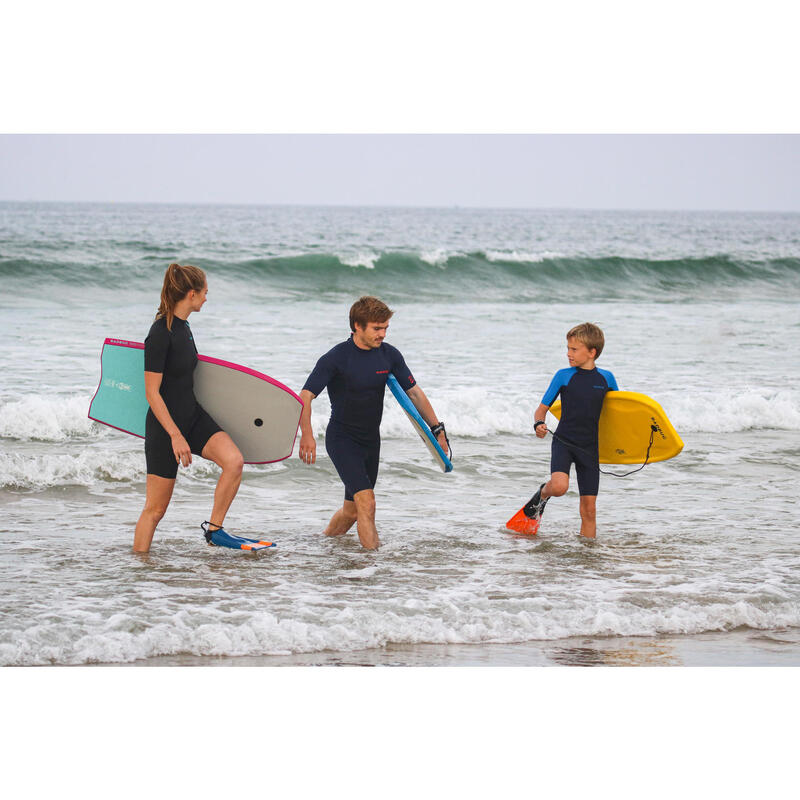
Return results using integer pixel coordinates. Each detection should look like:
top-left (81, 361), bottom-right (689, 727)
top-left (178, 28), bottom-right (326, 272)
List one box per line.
top-left (144, 371), bottom-right (192, 466)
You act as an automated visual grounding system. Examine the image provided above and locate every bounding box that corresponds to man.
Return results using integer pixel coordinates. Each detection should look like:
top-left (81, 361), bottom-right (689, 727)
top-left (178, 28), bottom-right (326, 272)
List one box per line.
top-left (298, 296), bottom-right (449, 549)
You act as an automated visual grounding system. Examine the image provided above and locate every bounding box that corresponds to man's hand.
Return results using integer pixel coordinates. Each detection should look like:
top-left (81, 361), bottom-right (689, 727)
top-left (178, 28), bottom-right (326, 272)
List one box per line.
top-left (299, 431), bottom-right (317, 464)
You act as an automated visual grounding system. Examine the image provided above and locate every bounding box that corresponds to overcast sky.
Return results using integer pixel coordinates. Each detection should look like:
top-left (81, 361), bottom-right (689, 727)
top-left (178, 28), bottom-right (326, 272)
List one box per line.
top-left (1, 134), bottom-right (798, 211)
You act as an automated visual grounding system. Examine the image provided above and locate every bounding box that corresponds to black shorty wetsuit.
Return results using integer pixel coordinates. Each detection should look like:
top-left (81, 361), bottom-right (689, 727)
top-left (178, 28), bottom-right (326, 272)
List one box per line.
top-left (303, 336), bottom-right (416, 501)
top-left (541, 366), bottom-right (619, 496)
top-left (144, 316), bottom-right (222, 479)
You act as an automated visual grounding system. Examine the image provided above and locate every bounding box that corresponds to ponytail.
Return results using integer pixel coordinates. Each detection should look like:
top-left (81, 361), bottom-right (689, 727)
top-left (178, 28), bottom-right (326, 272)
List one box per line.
top-left (156, 263), bottom-right (207, 330)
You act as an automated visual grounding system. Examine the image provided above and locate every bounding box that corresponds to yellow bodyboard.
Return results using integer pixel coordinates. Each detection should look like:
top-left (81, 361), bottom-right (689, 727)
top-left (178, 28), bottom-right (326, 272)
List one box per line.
top-left (549, 391), bottom-right (683, 465)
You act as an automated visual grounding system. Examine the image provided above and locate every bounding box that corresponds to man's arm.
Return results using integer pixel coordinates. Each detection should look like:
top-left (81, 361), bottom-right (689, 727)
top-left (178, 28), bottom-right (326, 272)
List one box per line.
top-left (406, 385), bottom-right (448, 452)
top-left (298, 389), bottom-right (317, 464)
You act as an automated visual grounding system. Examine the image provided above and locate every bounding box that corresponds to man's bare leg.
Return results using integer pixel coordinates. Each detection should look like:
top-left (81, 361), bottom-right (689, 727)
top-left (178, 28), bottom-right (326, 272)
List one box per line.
top-left (353, 489), bottom-right (378, 550)
top-left (324, 500), bottom-right (358, 536)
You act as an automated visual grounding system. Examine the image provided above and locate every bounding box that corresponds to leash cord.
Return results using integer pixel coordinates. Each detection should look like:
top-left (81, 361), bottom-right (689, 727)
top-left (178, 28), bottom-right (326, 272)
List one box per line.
top-left (547, 425), bottom-right (658, 478)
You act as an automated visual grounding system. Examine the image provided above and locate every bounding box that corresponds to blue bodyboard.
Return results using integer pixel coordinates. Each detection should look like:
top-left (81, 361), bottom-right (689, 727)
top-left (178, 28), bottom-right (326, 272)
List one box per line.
top-left (386, 375), bottom-right (453, 473)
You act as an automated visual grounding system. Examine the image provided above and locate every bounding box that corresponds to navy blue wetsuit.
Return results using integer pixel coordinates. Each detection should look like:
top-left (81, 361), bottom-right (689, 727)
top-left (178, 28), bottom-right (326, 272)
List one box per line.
top-left (541, 366), bottom-right (619, 496)
top-left (303, 336), bottom-right (416, 501)
top-left (144, 316), bottom-right (222, 480)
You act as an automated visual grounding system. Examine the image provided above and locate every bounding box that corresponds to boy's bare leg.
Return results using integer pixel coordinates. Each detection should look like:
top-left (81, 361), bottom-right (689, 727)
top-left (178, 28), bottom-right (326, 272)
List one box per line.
top-left (542, 472), bottom-right (569, 500)
top-left (353, 489), bottom-right (379, 550)
top-left (579, 495), bottom-right (597, 538)
top-left (324, 500), bottom-right (358, 536)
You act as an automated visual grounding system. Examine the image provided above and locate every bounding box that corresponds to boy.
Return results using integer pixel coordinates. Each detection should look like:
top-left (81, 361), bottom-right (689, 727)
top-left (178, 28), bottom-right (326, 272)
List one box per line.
top-left (526, 322), bottom-right (618, 538)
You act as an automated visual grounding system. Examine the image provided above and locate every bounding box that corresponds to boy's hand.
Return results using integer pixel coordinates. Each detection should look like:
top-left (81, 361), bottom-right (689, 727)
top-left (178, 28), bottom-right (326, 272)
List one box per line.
top-left (534, 420), bottom-right (548, 438)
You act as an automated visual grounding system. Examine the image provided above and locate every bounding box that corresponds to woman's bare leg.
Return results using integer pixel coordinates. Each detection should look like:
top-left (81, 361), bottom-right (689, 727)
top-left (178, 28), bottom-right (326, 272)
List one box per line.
top-left (133, 474), bottom-right (176, 552)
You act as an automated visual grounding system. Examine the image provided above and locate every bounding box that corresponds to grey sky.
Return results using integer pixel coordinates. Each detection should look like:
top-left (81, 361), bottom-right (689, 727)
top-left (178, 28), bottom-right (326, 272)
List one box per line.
top-left (1, 134), bottom-right (798, 211)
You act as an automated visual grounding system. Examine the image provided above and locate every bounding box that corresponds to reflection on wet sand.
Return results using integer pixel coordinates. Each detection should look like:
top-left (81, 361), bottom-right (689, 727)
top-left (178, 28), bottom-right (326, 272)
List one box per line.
top-left (549, 639), bottom-right (680, 666)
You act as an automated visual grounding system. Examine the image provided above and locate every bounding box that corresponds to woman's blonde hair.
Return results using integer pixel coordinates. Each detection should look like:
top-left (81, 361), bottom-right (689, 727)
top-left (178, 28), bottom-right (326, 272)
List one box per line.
top-left (156, 263), bottom-right (206, 330)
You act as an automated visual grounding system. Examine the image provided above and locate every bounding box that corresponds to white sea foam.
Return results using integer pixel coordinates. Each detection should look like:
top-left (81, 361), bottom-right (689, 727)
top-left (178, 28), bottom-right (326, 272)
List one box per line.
top-left (419, 248), bottom-right (451, 267)
top-left (0, 395), bottom-right (99, 441)
top-left (0, 450), bottom-right (143, 489)
top-left (338, 252), bottom-right (378, 269)
top-left (381, 388), bottom-right (532, 438)
top-left (484, 250), bottom-right (563, 263)
top-left (5, 387), bottom-right (792, 456)
top-left (663, 389), bottom-right (800, 433)
top-left (2, 597), bottom-right (798, 666)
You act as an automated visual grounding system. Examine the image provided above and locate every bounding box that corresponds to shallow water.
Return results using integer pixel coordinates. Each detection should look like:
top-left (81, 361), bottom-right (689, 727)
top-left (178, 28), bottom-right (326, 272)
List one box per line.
top-left (1, 203), bottom-right (799, 665)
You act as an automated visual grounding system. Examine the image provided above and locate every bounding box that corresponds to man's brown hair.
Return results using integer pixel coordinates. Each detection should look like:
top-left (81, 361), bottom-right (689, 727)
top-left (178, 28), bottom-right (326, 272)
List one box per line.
top-left (566, 322), bottom-right (605, 358)
top-left (349, 296), bottom-right (393, 332)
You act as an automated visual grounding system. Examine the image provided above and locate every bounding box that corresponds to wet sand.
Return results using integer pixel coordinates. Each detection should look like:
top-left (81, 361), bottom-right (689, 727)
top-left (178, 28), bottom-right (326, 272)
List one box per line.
top-left (114, 627), bottom-right (800, 667)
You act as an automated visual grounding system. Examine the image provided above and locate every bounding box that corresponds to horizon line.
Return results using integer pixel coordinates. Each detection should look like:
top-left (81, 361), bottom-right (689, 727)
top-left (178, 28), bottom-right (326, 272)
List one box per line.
top-left (1, 199), bottom-right (798, 214)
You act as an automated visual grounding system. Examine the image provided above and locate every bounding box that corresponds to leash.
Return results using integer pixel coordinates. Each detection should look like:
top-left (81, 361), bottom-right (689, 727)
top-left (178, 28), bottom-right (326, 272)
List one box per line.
top-left (546, 425), bottom-right (658, 477)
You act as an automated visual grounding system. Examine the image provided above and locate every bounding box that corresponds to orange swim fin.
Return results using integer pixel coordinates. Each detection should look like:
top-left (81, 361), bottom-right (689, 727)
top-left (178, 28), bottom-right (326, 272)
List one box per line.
top-left (506, 484), bottom-right (547, 535)
top-left (505, 506), bottom-right (541, 536)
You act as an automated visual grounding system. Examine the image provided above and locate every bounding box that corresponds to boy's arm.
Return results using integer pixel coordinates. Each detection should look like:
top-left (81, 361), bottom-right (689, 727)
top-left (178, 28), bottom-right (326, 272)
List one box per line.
top-left (533, 403), bottom-right (550, 438)
top-left (534, 369), bottom-right (569, 439)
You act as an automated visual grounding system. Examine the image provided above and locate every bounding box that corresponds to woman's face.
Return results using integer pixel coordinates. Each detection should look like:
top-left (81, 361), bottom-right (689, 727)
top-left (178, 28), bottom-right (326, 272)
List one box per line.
top-left (189, 283), bottom-right (208, 312)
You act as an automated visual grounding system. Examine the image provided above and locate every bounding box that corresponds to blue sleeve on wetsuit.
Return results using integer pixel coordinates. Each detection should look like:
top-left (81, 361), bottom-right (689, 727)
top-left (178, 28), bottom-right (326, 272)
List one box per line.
top-left (541, 367), bottom-right (576, 406)
top-left (597, 368), bottom-right (619, 391)
top-left (387, 344), bottom-right (416, 392)
top-left (303, 350), bottom-right (338, 396)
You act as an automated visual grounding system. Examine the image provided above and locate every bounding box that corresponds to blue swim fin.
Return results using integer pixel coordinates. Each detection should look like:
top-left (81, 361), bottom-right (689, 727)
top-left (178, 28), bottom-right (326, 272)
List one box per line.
top-left (202, 521), bottom-right (275, 551)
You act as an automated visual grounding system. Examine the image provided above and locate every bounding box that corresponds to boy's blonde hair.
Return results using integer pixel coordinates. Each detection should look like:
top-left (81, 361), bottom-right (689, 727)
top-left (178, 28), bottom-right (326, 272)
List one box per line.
top-left (567, 322), bottom-right (605, 358)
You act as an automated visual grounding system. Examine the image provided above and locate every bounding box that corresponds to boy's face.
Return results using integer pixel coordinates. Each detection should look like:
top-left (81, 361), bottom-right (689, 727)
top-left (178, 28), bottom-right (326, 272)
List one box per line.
top-left (566, 337), bottom-right (597, 369)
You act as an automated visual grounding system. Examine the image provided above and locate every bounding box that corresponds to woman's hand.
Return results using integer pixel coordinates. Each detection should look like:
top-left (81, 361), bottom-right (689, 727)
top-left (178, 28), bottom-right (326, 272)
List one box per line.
top-left (171, 433), bottom-right (192, 467)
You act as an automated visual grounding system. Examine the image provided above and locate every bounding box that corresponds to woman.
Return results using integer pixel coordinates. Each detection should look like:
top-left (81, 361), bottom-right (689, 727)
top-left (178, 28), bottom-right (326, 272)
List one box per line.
top-left (133, 263), bottom-right (244, 553)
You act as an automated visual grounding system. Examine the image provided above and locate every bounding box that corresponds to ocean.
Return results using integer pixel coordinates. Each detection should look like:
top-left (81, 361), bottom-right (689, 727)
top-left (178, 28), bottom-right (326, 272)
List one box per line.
top-left (1, 201), bottom-right (799, 666)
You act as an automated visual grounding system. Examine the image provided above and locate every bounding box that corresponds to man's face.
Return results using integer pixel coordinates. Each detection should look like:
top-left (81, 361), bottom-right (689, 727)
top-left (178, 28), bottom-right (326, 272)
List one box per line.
top-left (354, 320), bottom-right (389, 349)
